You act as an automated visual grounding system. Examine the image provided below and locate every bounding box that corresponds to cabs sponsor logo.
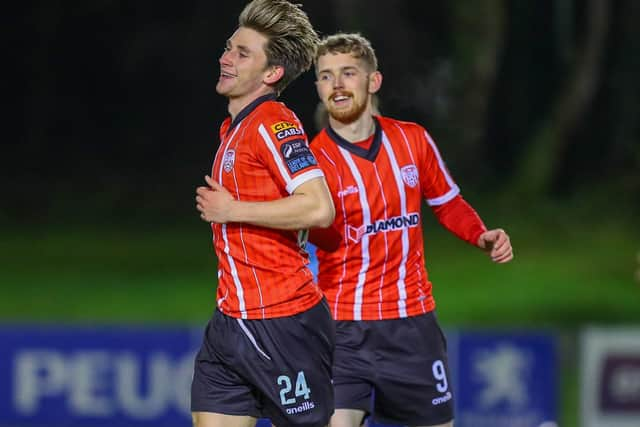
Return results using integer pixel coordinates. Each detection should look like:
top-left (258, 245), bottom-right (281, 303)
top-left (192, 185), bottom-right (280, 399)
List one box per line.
top-left (270, 121), bottom-right (296, 132)
top-left (271, 121), bottom-right (304, 140)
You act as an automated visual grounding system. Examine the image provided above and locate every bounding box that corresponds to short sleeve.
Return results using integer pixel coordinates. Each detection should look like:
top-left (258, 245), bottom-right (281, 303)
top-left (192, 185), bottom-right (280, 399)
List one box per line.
top-left (253, 117), bottom-right (325, 194)
top-left (418, 128), bottom-right (460, 206)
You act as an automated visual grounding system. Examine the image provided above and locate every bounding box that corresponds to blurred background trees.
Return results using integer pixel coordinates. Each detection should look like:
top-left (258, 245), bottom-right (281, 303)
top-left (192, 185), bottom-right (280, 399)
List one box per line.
top-left (4, 6), bottom-right (638, 424)
top-left (5, 0), bottom-right (639, 226)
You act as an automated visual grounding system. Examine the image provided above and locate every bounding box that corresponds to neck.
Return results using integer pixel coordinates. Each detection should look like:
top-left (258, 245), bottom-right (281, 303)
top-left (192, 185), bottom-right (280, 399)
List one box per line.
top-left (227, 88), bottom-right (276, 121)
top-left (329, 107), bottom-right (376, 143)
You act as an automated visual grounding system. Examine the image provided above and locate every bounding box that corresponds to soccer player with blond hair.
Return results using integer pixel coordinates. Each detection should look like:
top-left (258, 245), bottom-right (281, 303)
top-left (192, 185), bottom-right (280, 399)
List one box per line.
top-left (191, 2), bottom-right (336, 427)
top-left (310, 33), bottom-right (514, 427)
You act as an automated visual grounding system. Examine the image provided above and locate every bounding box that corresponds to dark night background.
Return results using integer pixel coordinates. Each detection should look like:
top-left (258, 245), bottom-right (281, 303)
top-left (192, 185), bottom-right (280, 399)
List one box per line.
top-left (2, 3), bottom-right (639, 425)
top-left (5, 0), bottom-right (639, 228)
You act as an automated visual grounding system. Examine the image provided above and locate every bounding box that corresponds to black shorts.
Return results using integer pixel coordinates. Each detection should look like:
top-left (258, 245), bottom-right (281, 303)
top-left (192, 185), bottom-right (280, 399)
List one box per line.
top-left (333, 311), bottom-right (454, 426)
top-left (191, 299), bottom-right (335, 427)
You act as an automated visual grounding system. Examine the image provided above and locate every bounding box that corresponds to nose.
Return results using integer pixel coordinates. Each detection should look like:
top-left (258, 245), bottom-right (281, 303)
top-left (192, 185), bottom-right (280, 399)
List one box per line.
top-left (333, 75), bottom-right (344, 89)
top-left (219, 50), bottom-right (232, 66)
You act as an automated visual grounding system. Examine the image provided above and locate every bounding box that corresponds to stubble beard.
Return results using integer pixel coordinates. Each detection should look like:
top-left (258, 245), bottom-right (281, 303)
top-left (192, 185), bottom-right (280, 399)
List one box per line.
top-left (327, 93), bottom-right (368, 125)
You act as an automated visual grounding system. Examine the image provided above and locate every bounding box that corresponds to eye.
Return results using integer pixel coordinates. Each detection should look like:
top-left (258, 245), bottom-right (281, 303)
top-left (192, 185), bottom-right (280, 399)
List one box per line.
top-left (239, 51), bottom-right (249, 58)
top-left (319, 74), bottom-right (332, 82)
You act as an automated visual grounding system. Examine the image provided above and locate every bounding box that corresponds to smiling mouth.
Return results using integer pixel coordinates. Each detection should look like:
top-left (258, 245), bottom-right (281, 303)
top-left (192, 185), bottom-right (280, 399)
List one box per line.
top-left (330, 97), bottom-right (352, 110)
top-left (219, 71), bottom-right (236, 79)
top-left (330, 92), bottom-right (352, 104)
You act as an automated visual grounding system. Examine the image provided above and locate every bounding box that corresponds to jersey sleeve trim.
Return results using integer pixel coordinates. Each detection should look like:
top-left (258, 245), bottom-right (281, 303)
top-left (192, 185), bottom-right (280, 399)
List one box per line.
top-left (427, 186), bottom-right (460, 206)
top-left (423, 129), bottom-right (460, 206)
top-left (287, 169), bottom-right (325, 194)
top-left (258, 123), bottom-right (294, 188)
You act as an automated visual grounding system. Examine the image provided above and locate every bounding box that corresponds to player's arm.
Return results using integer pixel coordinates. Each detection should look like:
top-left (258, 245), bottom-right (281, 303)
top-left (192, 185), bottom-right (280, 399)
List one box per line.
top-left (417, 126), bottom-right (513, 263)
top-left (431, 195), bottom-right (514, 263)
top-left (196, 175), bottom-right (335, 230)
top-left (308, 224), bottom-right (342, 252)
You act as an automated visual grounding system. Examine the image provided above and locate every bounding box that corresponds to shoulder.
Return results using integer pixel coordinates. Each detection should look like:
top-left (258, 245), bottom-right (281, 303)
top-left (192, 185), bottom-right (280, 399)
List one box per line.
top-left (309, 131), bottom-right (343, 170)
top-left (310, 129), bottom-right (330, 147)
top-left (254, 101), bottom-right (306, 141)
top-left (377, 115), bottom-right (426, 136)
top-left (219, 117), bottom-right (231, 135)
top-left (257, 101), bottom-right (301, 126)
top-left (309, 130), bottom-right (335, 160)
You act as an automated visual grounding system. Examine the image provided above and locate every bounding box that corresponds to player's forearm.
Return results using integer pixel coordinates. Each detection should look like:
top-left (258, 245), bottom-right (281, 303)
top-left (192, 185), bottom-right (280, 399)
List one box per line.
top-left (228, 189), bottom-right (335, 230)
top-left (432, 195), bottom-right (487, 246)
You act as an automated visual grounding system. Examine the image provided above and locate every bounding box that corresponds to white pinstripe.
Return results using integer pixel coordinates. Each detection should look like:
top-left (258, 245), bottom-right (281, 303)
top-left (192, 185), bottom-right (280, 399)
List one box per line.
top-left (338, 147), bottom-right (370, 321)
top-left (216, 124), bottom-right (248, 318)
top-left (381, 132), bottom-right (409, 318)
top-left (395, 124), bottom-right (427, 314)
top-left (319, 148), bottom-right (349, 319)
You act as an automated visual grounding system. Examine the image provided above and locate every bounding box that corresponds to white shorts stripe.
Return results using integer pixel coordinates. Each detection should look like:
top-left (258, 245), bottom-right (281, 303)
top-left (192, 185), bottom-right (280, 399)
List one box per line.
top-left (237, 319), bottom-right (272, 360)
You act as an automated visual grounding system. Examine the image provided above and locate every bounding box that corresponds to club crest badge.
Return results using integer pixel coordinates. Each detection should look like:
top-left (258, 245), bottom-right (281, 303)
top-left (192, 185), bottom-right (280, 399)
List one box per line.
top-left (401, 164), bottom-right (419, 188)
top-left (222, 149), bottom-right (236, 173)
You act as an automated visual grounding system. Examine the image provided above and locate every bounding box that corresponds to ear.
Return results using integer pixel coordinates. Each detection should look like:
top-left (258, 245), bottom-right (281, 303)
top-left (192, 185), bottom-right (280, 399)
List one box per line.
top-left (368, 71), bottom-right (382, 94)
top-left (264, 65), bottom-right (285, 86)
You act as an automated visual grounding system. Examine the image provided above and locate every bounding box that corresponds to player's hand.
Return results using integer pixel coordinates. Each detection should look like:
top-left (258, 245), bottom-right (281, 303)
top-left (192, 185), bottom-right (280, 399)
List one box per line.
top-left (477, 228), bottom-right (513, 263)
top-left (195, 175), bottom-right (234, 223)
top-left (309, 224), bottom-right (342, 252)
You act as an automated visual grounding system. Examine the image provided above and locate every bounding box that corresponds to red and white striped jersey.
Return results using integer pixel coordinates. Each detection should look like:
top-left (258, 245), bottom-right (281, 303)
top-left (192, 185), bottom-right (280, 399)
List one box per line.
top-left (210, 94), bottom-right (324, 319)
top-left (310, 115), bottom-right (460, 320)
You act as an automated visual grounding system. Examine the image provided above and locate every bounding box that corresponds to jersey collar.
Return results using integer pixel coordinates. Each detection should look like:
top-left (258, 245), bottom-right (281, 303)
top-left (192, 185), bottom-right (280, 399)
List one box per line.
top-left (226, 93), bottom-right (278, 136)
top-left (325, 116), bottom-right (382, 161)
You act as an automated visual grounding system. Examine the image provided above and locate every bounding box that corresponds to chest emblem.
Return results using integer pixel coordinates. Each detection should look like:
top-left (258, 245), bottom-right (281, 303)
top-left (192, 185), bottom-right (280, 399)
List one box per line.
top-left (222, 149), bottom-right (236, 173)
top-left (401, 164), bottom-right (419, 188)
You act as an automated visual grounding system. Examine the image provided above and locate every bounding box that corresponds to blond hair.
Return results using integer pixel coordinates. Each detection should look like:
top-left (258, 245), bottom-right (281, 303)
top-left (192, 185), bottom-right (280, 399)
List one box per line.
top-left (239, 0), bottom-right (319, 94)
top-left (315, 33), bottom-right (378, 72)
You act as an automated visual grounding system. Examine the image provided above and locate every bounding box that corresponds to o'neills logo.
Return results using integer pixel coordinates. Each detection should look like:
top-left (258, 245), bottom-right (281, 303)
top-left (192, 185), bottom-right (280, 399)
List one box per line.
top-left (338, 185), bottom-right (358, 197)
top-left (286, 400), bottom-right (316, 414)
top-left (432, 391), bottom-right (452, 406)
top-left (347, 213), bottom-right (420, 242)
